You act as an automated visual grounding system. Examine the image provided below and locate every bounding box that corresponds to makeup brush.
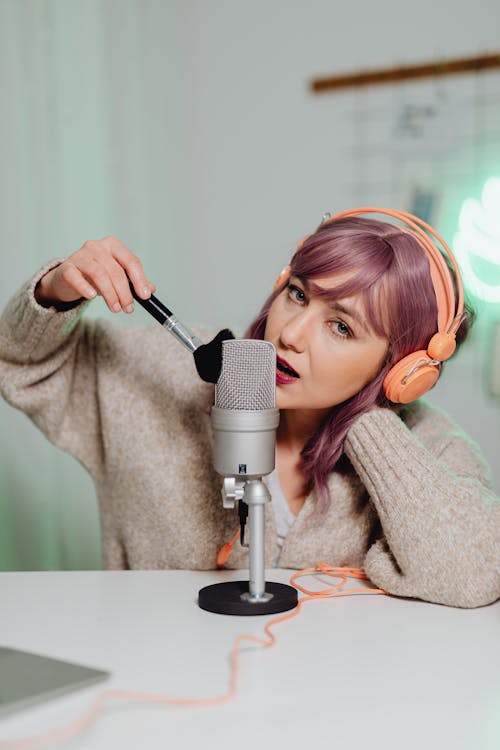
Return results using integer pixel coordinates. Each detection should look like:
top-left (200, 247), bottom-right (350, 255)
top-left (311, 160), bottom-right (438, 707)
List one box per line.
top-left (129, 281), bottom-right (234, 383)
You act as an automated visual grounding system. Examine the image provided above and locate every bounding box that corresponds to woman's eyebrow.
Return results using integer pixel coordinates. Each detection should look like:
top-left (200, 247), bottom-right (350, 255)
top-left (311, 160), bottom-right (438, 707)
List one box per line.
top-left (329, 301), bottom-right (370, 334)
top-left (294, 275), bottom-right (370, 333)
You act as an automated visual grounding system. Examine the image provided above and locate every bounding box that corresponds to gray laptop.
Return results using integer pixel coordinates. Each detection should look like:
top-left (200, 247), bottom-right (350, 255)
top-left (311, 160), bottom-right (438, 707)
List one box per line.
top-left (0, 647), bottom-right (110, 717)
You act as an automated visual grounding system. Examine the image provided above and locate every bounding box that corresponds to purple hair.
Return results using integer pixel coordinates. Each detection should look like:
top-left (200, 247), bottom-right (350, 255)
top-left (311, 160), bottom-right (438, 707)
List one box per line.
top-left (243, 216), bottom-right (473, 512)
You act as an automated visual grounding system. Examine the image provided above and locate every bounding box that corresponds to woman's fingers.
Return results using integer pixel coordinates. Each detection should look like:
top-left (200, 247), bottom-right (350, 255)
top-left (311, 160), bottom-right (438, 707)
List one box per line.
top-left (56, 263), bottom-right (98, 302)
top-left (77, 255), bottom-right (125, 313)
top-left (101, 236), bottom-right (154, 301)
top-left (72, 237), bottom-right (154, 314)
top-left (92, 252), bottom-right (137, 313)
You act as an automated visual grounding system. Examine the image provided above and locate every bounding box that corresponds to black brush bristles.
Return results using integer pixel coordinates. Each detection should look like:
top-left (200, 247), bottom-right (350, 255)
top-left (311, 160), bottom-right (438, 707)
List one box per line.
top-left (194, 329), bottom-right (235, 383)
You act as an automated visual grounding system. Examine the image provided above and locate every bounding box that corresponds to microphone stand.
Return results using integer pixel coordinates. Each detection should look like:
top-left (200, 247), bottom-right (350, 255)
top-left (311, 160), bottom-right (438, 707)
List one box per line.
top-left (242, 479), bottom-right (272, 602)
top-left (198, 475), bottom-right (298, 616)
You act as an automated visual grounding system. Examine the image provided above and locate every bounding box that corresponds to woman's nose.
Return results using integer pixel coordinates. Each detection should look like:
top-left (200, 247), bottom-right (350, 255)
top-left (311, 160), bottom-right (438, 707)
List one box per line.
top-left (279, 311), bottom-right (311, 353)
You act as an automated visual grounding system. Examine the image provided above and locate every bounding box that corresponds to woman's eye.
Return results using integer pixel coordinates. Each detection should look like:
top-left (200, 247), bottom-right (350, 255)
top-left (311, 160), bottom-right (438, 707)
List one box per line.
top-left (330, 320), bottom-right (352, 338)
top-left (287, 284), bottom-right (306, 303)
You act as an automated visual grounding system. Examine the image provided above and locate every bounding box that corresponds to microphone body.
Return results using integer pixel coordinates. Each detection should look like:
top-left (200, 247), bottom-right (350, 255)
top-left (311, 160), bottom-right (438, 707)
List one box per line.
top-left (211, 339), bottom-right (279, 510)
top-left (211, 408), bottom-right (278, 481)
top-left (211, 338), bottom-right (279, 482)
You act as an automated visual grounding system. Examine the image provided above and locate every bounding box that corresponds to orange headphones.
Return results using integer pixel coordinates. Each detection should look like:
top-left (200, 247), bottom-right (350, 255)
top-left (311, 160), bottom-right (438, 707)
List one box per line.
top-left (272, 207), bottom-right (465, 404)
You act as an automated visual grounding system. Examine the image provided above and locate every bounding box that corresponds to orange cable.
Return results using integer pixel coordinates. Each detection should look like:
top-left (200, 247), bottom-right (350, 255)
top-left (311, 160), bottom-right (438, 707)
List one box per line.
top-left (0, 565), bottom-right (387, 750)
top-left (216, 528), bottom-right (241, 568)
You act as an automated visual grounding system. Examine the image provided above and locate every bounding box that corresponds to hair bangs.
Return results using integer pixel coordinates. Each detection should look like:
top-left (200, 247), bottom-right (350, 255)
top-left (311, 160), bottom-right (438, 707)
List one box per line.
top-left (291, 232), bottom-right (394, 339)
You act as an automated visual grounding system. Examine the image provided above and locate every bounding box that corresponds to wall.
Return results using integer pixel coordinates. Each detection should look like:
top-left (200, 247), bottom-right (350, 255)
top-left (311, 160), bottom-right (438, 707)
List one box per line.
top-left (0, 0), bottom-right (499, 570)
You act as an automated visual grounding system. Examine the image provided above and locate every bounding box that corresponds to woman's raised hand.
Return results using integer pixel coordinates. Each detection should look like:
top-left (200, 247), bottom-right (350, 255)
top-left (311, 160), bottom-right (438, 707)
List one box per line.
top-left (35, 236), bottom-right (156, 312)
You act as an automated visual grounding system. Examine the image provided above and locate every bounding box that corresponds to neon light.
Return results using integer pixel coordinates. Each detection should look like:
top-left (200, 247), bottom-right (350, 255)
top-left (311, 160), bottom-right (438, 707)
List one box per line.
top-left (453, 177), bottom-right (500, 303)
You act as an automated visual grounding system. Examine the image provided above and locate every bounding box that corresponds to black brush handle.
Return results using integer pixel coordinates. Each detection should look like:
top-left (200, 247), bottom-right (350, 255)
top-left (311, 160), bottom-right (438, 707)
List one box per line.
top-left (129, 281), bottom-right (173, 325)
top-left (128, 279), bottom-right (235, 381)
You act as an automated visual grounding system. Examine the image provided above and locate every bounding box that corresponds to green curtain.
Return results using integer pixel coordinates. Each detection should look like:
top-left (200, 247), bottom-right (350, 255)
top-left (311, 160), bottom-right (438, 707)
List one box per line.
top-left (0, 0), bottom-right (182, 570)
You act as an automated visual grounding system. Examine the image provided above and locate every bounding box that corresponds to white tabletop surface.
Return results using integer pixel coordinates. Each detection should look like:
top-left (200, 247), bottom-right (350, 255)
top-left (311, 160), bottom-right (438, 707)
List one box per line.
top-left (0, 568), bottom-right (499, 750)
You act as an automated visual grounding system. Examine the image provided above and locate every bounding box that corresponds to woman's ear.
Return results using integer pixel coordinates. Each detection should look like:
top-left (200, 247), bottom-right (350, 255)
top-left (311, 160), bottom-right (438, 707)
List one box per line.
top-left (273, 265), bottom-right (291, 293)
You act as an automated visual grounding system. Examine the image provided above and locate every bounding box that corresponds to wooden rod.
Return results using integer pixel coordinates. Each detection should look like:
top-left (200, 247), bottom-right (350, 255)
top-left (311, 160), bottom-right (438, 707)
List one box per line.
top-left (310, 53), bottom-right (500, 93)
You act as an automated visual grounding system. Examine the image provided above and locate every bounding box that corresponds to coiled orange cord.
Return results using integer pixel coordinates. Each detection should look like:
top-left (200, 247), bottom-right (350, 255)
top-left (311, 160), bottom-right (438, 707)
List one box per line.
top-left (0, 563), bottom-right (387, 750)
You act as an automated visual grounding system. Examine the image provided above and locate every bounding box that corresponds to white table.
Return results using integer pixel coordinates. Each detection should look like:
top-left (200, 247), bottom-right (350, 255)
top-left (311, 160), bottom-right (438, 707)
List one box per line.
top-left (0, 569), bottom-right (499, 750)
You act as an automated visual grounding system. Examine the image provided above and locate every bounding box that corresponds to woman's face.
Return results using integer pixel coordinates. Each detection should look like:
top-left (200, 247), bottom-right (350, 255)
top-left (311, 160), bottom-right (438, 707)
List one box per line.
top-left (264, 275), bottom-right (389, 412)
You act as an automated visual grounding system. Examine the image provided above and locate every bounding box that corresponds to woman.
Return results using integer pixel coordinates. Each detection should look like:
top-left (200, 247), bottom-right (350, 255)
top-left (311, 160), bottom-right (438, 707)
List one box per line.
top-left (0, 209), bottom-right (498, 608)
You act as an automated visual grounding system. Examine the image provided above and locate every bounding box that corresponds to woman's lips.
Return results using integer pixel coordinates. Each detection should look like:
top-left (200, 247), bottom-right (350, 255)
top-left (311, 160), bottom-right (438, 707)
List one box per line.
top-left (276, 368), bottom-right (299, 384)
top-left (276, 354), bottom-right (300, 384)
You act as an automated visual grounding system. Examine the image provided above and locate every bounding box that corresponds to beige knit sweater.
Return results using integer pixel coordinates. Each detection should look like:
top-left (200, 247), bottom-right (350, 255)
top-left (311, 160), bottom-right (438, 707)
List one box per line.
top-left (1, 260), bottom-right (499, 608)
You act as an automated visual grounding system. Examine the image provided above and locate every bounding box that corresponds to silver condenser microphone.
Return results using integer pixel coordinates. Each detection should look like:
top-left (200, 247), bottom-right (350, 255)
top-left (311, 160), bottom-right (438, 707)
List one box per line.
top-left (198, 339), bottom-right (298, 616)
top-left (212, 338), bottom-right (277, 484)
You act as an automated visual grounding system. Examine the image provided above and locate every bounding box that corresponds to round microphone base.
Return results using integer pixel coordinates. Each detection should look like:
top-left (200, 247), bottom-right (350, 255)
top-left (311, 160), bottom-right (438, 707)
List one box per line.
top-left (198, 580), bottom-right (298, 616)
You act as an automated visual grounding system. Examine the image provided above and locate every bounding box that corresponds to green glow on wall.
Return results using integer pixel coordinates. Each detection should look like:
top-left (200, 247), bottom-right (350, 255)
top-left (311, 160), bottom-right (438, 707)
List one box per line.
top-left (453, 177), bottom-right (500, 304)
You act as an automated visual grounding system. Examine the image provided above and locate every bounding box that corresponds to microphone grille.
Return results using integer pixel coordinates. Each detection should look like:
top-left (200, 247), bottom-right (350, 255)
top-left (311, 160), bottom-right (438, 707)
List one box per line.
top-left (215, 340), bottom-right (276, 410)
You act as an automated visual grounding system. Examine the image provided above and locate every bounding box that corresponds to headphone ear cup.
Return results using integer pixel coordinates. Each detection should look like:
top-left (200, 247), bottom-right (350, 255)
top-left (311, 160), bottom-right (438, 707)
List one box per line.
top-left (383, 351), bottom-right (440, 404)
top-left (427, 331), bottom-right (456, 361)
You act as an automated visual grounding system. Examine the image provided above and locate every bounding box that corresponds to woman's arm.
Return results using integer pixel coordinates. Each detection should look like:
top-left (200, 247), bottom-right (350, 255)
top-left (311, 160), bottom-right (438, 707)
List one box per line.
top-left (0, 260), bottom-right (106, 476)
top-left (0, 238), bottom-right (155, 478)
top-left (344, 405), bottom-right (500, 608)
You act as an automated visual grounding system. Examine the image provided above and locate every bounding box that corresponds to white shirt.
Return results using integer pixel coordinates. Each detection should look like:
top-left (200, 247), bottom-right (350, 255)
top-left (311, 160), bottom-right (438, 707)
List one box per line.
top-left (265, 465), bottom-right (296, 567)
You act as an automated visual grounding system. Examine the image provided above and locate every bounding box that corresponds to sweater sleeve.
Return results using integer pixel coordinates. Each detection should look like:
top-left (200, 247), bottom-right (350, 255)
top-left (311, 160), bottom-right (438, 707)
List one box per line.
top-left (0, 260), bottom-right (103, 477)
top-left (343, 407), bottom-right (500, 608)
